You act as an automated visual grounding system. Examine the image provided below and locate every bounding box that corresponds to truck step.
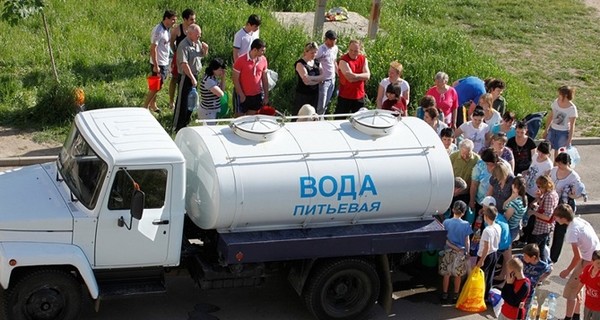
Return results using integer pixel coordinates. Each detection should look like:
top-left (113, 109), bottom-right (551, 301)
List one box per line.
top-left (188, 255), bottom-right (265, 290)
top-left (95, 267), bottom-right (166, 298)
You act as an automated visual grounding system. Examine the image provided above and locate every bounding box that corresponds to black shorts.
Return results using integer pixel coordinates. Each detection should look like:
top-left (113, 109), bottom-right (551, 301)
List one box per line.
top-left (335, 96), bottom-right (366, 114)
top-left (150, 64), bottom-right (169, 87)
top-left (240, 94), bottom-right (263, 113)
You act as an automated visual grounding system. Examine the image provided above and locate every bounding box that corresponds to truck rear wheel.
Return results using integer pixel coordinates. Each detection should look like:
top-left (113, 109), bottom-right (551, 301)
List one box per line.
top-left (3, 269), bottom-right (82, 320)
top-left (303, 259), bottom-right (380, 320)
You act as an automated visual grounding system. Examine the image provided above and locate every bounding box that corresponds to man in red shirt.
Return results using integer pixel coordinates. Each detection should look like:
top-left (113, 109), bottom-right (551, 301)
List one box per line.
top-left (336, 39), bottom-right (370, 114)
top-left (232, 38), bottom-right (268, 115)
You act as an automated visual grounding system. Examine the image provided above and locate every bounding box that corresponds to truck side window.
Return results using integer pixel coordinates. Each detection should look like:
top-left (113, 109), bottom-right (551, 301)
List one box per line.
top-left (108, 169), bottom-right (168, 210)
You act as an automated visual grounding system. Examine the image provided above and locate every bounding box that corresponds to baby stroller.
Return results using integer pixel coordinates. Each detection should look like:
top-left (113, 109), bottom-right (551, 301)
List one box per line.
top-left (523, 111), bottom-right (546, 139)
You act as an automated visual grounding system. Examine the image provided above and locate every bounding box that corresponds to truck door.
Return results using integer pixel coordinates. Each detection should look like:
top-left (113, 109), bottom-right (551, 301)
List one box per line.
top-left (94, 166), bottom-right (171, 266)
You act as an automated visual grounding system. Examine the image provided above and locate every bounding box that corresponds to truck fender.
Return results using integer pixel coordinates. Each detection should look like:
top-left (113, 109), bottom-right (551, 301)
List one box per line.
top-left (0, 242), bottom-right (99, 299)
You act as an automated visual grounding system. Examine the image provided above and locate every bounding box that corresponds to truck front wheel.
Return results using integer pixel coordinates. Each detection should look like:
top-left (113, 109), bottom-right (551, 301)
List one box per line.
top-left (303, 259), bottom-right (380, 320)
top-left (3, 269), bottom-right (82, 320)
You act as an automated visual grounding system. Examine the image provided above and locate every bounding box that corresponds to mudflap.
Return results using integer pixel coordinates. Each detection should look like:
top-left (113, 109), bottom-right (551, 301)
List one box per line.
top-left (377, 254), bottom-right (393, 314)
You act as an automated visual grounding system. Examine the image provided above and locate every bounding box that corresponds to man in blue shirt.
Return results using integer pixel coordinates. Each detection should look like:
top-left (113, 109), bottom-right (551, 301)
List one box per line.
top-left (453, 76), bottom-right (486, 126)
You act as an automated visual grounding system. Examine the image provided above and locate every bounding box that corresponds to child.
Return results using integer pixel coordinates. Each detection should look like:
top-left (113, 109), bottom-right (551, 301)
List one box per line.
top-left (481, 196), bottom-right (512, 283)
top-left (381, 83), bottom-right (407, 116)
top-left (516, 243), bottom-right (552, 311)
top-left (542, 85), bottom-right (578, 159)
top-left (499, 258), bottom-right (531, 320)
top-left (474, 205), bottom-right (501, 301)
top-left (554, 204), bottom-right (600, 320)
top-left (439, 201), bottom-right (473, 305)
top-left (531, 175), bottom-right (559, 262)
top-left (440, 127), bottom-right (457, 155)
top-left (503, 176), bottom-right (528, 243)
top-left (579, 250), bottom-right (600, 320)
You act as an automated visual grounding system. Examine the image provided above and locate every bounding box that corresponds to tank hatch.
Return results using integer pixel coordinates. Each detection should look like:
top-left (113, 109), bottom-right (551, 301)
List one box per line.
top-left (229, 115), bottom-right (284, 142)
top-left (350, 110), bottom-right (400, 136)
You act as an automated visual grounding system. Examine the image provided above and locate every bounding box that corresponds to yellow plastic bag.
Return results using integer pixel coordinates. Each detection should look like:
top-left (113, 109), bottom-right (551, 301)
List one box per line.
top-left (456, 267), bottom-right (487, 312)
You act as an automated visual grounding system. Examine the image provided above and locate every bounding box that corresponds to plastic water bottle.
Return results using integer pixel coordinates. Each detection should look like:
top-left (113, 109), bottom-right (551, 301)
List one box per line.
top-left (539, 296), bottom-right (549, 320)
top-left (187, 87), bottom-right (198, 112)
top-left (528, 296), bottom-right (538, 320)
top-left (547, 293), bottom-right (557, 320)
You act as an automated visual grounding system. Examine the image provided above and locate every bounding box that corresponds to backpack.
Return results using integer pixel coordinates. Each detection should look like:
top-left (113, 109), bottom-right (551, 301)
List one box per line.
top-left (522, 111), bottom-right (546, 139)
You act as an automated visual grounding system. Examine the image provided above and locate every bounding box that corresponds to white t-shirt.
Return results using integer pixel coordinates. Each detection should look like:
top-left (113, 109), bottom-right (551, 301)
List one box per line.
top-left (315, 44), bottom-right (338, 80)
top-left (379, 78), bottom-right (410, 104)
top-left (478, 223), bottom-right (501, 257)
top-left (525, 153), bottom-right (553, 197)
top-left (233, 27), bottom-right (259, 59)
top-left (549, 99), bottom-right (578, 131)
top-left (150, 23), bottom-right (170, 66)
top-left (459, 121), bottom-right (489, 153)
top-left (484, 110), bottom-right (501, 128)
top-left (566, 217), bottom-right (600, 261)
top-left (549, 167), bottom-right (582, 201)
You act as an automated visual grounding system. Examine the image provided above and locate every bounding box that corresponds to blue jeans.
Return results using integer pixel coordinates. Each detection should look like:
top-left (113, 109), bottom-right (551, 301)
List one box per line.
top-left (317, 79), bottom-right (335, 115)
top-left (548, 127), bottom-right (569, 150)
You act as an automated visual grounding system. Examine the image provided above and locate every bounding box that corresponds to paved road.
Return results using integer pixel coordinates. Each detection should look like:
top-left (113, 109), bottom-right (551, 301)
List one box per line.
top-left (81, 212), bottom-right (600, 320)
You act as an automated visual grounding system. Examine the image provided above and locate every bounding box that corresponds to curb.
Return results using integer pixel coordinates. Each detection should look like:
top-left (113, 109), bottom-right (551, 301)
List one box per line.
top-left (0, 156), bottom-right (57, 167)
top-left (577, 202), bottom-right (600, 215)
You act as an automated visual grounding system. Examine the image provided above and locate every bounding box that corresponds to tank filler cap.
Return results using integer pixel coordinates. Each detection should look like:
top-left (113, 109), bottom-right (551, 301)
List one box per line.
top-left (230, 115), bottom-right (284, 142)
top-left (350, 109), bottom-right (399, 136)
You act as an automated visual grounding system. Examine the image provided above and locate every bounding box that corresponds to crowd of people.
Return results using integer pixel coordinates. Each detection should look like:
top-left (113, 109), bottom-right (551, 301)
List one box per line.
top-left (439, 79), bottom-right (593, 318)
top-left (143, 8), bottom-right (596, 319)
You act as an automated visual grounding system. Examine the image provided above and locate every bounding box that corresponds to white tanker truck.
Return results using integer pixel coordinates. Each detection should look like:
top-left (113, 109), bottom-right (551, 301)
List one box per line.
top-left (0, 108), bottom-right (453, 320)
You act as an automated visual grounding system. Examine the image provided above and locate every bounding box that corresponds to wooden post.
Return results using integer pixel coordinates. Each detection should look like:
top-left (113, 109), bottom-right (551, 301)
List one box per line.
top-left (313, 0), bottom-right (327, 39)
top-left (368, 0), bottom-right (382, 39)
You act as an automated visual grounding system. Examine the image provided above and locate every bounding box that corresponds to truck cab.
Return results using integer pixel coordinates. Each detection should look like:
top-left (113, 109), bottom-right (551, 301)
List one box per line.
top-left (0, 108), bottom-right (186, 319)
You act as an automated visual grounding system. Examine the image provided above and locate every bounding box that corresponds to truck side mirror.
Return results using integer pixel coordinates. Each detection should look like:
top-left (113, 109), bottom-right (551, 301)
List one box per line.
top-left (130, 189), bottom-right (145, 220)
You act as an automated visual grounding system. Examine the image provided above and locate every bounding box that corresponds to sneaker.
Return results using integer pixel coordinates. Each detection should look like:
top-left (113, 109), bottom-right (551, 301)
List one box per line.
top-left (440, 293), bottom-right (450, 305)
top-left (451, 295), bottom-right (458, 305)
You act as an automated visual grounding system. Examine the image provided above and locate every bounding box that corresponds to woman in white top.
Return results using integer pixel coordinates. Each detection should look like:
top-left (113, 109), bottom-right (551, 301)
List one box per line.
top-left (454, 108), bottom-right (489, 153)
top-left (542, 86), bottom-right (578, 158)
top-left (376, 61), bottom-right (410, 108)
top-left (478, 93), bottom-right (501, 127)
top-left (549, 151), bottom-right (586, 263)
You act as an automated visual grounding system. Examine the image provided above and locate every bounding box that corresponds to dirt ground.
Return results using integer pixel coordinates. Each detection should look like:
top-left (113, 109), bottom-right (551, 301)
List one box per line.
top-left (1, 1), bottom-right (599, 159)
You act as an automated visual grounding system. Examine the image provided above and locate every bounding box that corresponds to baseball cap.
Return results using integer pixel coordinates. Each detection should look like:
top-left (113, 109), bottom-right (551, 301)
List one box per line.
top-left (481, 196), bottom-right (496, 207)
top-left (325, 30), bottom-right (337, 40)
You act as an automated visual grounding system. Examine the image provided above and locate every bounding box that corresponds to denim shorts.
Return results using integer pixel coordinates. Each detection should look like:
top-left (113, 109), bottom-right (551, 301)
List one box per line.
top-left (547, 127), bottom-right (569, 150)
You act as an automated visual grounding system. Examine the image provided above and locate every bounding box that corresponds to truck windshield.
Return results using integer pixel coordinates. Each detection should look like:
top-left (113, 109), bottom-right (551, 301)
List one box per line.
top-left (58, 125), bottom-right (107, 210)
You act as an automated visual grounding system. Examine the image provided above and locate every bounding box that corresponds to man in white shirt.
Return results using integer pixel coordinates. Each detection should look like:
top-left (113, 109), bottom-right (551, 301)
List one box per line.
top-left (555, 204), bottom-right (600, 320)
top-left (315, 30), bottom-right (339, 115)
top-left (143, 10), bottom-right (177, 113)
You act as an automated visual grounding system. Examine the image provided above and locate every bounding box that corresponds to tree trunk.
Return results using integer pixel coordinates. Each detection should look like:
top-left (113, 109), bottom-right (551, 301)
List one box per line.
top-left (41, 11), bottom-right (59, 83)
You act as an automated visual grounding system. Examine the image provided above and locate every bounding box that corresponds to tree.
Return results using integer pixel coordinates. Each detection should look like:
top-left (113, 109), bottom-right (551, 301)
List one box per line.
top-left (2, 0), bottom-right (60, 83)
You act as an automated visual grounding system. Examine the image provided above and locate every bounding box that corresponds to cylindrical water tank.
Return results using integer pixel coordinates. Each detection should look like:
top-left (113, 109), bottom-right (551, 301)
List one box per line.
top-left (175, 111), bottom-right (453, 232)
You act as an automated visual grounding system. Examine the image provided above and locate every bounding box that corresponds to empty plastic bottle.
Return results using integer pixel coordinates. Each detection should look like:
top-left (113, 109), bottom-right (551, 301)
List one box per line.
top-left (187, 87), bottom-right (198, 112)
top-left (547, 293), bottom-right (557, 320)
top-left (527, 296), bottom-right (538, 320)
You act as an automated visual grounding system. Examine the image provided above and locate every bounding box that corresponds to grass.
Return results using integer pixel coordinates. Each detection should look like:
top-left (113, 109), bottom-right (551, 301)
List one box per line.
top-left (0, 0), bottom-right (598, 141)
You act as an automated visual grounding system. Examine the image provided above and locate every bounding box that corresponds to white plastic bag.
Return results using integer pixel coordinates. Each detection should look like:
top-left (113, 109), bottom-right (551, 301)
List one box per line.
top-left (559, 146), bottom-right (580, 168)
top-left (267, 69), bottom-right (278, 91)
top-left (489, 288), bottom-right (504, 318)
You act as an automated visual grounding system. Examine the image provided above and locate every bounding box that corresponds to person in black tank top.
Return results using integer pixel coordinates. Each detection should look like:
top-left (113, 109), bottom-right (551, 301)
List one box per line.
top-left (168, 9), bottom-right (196, 109)
top-left (293, 42), bottom-right (324, 119)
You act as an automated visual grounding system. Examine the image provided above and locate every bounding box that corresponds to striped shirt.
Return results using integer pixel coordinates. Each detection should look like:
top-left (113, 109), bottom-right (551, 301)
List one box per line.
top-left (200, 75), bottom-right (221, 110)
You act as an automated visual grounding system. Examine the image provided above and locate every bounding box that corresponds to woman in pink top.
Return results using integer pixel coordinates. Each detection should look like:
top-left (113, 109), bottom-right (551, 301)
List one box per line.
top-left (426, 72), bottom-right (459, 128)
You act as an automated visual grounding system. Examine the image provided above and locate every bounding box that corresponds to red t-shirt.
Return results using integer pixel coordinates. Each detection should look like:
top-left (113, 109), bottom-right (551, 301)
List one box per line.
top-left (381, 97), bottom-right (407, 115)
top-left (426, 86), bottom-right (458, 125)
top-left (233, 53), bottom-right (268, 96)
top-left (338, 53), bottom-right (366, 100)
top-left (580, 264), bottom-right (600, 311)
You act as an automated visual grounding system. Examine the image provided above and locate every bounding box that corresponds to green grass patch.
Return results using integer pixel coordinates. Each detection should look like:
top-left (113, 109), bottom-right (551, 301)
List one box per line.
top-left (1, 0), bottom-right (598, 142)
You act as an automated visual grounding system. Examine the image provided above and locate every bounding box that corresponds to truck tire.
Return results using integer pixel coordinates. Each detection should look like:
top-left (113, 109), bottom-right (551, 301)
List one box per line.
top-left (303, 259), bottom-right (380, 320)
top-left (3, 269), bottom-right (82, 320)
